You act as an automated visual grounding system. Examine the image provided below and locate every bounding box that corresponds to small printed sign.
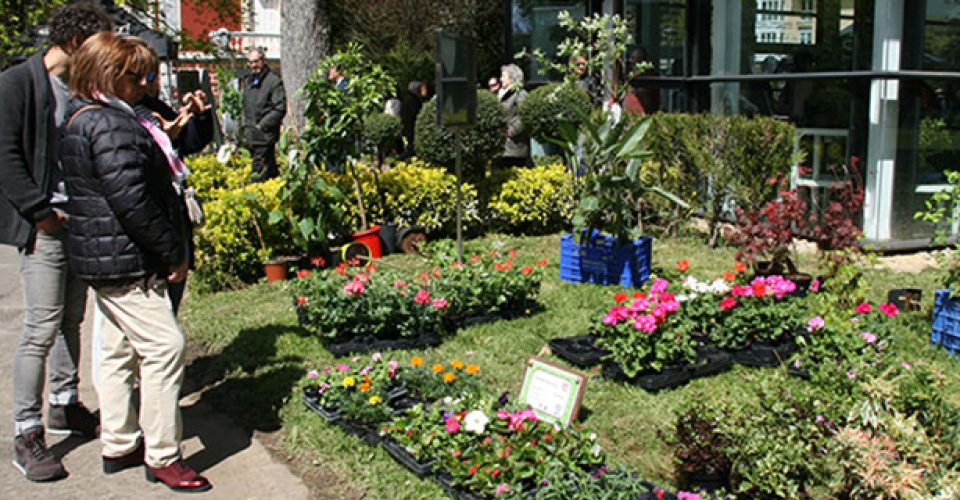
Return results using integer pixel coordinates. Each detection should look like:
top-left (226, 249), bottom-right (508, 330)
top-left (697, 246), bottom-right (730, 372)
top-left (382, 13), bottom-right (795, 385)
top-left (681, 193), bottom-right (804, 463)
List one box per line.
top-left (518, 357), bottom-right (587, 427)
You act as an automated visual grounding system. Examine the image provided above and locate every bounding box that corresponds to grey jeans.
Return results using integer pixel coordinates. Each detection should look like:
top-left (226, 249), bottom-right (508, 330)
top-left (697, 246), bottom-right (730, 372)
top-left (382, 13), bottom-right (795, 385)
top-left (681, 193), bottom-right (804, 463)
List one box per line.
top-left (13, 228), bottom-right (87, 434)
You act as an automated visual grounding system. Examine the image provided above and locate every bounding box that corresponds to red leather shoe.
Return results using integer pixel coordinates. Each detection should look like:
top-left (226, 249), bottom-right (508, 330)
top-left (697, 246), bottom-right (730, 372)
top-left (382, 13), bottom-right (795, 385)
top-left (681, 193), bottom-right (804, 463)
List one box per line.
top-left (145, 460), bottom-right (211, 493)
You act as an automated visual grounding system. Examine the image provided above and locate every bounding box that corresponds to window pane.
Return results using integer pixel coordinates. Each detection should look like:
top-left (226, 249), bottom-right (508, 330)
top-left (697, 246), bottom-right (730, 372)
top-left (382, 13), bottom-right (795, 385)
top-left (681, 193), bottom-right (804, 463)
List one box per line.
top-left (922, 2), bottom-right (960, 71)
top-left (510, 1), bottom-right (586, 82)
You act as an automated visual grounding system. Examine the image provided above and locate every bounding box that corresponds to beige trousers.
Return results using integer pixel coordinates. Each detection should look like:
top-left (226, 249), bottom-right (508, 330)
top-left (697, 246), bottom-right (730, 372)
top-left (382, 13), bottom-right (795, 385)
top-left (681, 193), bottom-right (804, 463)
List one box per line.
top-left (95, 277), bottom-right (184, 468)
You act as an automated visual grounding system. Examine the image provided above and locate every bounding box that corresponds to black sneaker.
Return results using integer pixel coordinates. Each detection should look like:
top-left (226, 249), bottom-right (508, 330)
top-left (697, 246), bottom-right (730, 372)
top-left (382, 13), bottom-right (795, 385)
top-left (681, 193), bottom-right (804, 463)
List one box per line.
top-left (12, 429), bottom-right (67, 482)
top-left (47, 402), bottom-right (99, 438)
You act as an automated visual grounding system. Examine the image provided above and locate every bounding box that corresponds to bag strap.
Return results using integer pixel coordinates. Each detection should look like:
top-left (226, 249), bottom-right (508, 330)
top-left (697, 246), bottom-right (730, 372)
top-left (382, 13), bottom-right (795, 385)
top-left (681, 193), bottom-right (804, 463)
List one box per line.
top-left (65, 104), bottom-right (103, 129)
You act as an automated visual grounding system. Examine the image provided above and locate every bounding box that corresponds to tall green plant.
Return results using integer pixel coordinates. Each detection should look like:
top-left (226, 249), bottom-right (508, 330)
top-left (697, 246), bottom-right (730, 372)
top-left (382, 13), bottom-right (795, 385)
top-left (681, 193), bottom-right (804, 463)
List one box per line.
top-left (269, 151), bottom-right (345, 254)
top-left (550, 110), bottom-right (688, 243)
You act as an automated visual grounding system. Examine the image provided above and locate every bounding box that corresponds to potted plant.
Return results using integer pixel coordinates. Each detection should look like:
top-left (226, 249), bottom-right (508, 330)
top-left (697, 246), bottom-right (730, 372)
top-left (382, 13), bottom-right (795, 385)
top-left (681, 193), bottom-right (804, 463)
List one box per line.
top-left (916, 168), bottom-right (960, 354)
top-left (667, 401), bottom-right (732, 493)
top-left (552, 111), bottom-right (688, 287)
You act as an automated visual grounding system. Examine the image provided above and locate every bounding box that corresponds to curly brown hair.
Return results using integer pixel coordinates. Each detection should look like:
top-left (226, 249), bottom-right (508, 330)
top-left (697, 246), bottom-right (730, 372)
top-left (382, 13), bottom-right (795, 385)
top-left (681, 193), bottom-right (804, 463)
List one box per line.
top-left (47, 1), bottom-right (112, 51)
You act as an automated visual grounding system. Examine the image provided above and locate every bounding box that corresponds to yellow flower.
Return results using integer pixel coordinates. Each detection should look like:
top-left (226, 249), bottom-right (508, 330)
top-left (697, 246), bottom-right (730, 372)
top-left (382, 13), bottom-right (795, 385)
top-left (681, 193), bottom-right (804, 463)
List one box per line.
top-left (411, 356), bottom-right (424, 367)
top-left (431, 363), bottom-right (444, 374)
top-left (368, 395), bottom-right (382, 405)
top-left (450, 360), bottom-right (464, 370)
top-left (342, 376), bottom-right (356, 388)
top-left (442, 372), bottom-right (456, 383)
top-left (465, 364), bottom-right (480, 375)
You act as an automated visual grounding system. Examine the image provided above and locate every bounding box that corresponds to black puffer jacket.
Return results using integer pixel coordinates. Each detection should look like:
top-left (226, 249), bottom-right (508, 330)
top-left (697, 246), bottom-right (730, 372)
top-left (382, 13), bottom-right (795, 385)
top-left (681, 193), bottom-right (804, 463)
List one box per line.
top-left (58, 98), bottom-right (186, 282)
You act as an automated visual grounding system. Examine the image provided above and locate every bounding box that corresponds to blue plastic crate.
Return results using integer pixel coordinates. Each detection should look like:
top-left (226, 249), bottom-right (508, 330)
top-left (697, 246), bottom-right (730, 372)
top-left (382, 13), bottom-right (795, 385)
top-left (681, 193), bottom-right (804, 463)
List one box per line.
top-left (931, 289), bottom-right (960, 357)
top-left (559, 231), bottom-right (652, 288)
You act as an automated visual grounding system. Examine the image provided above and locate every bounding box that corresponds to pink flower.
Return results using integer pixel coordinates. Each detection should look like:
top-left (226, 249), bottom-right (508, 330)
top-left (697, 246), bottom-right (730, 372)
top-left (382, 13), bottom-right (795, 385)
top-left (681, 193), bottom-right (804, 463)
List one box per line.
top-left (901, 361), bottom-right (913, 370)
top-left (807, 316), bottom-right (825, 332)
top-left (810, 279), bottom-right (820, 292)
top-left (859, 332), bottom-right (877, 344)
top-left (630, 298), bottom-right (650, 313)
top-left (855, 302), bottom-right (873, 315)
top-left (414, 289), bottom-right (431, 305)
top-left (495, 484), bottom-right (510, 496)
top-left (354, 273), bottom-right (369, 284)
top-left (431, 298), bottom-right (449, 310)
top-left (878, 302), bottom-right (899, 317)
top-left (846, 370), bottom-right (857, 380)
top-left (602, 313), bottom-right (619, 326)
top-left (307, 370), bottom-right (319, 379)
top-left (677, 492), bottom-right (702, 500)
top-left (496, 410), bottom-right (510, 420)
top-left (371, 352), bottom-right (382, 362)
top-left (719, 297), bottom-right (737, 311)
top-left (335, 364), bottom-right (349, 373)
top-left (393, 280), bottom-right (408, 288)
top-left (649, 278), bottom-right (669, 295)
top-left (444, 417), bottom-right (460, 434)
top-left (359, 366), bottom-right (371, 376)
top-left (730, 285), bottom-right (750, 298)
top-left (632, 314), bottom-right (657, 333)
top-left (651, 303), bottom-right (668, 320)
top-left (343, 278), bottom-right (365, 296)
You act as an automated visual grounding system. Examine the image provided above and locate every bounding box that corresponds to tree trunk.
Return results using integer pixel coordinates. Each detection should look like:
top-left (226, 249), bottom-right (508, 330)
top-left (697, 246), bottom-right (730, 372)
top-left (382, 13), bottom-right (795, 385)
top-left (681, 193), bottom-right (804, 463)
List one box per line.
top-left (281, 0), bottom-right (329, 132)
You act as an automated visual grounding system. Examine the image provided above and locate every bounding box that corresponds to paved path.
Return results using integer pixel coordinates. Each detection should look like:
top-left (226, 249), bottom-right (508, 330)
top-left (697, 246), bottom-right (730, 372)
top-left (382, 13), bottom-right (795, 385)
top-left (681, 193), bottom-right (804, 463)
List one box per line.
top-left (0, 245), bottom-right (309, 499)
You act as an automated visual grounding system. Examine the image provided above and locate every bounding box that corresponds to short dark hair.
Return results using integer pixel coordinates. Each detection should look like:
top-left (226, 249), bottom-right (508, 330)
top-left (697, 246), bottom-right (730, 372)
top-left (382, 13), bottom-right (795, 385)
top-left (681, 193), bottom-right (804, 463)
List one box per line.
top-left (48, 1), bottom-right (112, 49)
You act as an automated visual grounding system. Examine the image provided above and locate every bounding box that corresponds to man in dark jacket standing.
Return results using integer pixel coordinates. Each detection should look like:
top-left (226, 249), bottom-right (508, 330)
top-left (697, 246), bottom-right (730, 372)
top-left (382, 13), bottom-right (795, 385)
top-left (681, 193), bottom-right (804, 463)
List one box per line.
top-left (0, 2), bottom-right (110, 482)
top-left (242, 48), bottom-right (286, 181)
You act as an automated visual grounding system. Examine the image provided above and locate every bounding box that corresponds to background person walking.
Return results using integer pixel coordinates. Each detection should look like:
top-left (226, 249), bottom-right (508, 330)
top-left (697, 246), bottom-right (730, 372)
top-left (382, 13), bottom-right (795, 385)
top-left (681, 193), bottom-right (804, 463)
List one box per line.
top-left (241, 48), bottom-right (286, 181)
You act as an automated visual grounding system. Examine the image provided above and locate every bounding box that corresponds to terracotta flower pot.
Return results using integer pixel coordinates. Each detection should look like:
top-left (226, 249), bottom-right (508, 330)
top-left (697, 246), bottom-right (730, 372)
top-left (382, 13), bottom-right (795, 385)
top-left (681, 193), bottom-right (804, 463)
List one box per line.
top-left (263, 261), bottom-right (287, 283)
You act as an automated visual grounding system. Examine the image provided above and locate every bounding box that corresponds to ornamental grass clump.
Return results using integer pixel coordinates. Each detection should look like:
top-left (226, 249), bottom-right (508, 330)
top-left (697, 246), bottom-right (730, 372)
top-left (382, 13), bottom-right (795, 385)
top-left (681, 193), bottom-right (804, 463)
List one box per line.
top-left (592, 278), bottom-right (697, 376)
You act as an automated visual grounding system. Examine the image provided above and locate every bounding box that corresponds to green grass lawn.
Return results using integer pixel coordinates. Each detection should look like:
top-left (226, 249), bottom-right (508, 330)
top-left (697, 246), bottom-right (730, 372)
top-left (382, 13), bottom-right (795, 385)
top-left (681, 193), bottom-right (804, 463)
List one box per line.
top-left (180, 234), bottom-right (960, 498)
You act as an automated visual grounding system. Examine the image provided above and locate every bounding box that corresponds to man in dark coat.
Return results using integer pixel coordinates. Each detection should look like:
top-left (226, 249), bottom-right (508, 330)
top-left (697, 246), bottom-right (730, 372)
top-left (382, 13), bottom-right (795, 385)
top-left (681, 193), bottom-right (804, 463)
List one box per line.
top-left (0, 1), bottom-right (110, 482)
top-left (242, 48), bottom-right (286, 181)
top-left (399, 80), bottom-right (424, 159)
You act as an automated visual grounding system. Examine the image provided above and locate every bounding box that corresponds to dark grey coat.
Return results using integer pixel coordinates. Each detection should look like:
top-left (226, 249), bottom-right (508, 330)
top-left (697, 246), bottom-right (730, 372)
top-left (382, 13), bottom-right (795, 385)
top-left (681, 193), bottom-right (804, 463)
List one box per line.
top-left (242, 67), bottom-right (286, 146)
top-left (500, 88), bottom-right (529, 159)
top-left (0, 52), bottom-right (59, 250)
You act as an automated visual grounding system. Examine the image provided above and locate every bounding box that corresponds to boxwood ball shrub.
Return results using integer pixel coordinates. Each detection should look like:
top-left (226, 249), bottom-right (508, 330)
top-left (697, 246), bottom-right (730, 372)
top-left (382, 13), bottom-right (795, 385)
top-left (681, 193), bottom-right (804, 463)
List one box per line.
top-left (518, 82), bottom-right (592, 143)
top-left (361, 112), bottom-right (402, 153)
top-left (413, 90), bottom-right (506, 180)
top-left (487, 164), bottom-right (574, 235)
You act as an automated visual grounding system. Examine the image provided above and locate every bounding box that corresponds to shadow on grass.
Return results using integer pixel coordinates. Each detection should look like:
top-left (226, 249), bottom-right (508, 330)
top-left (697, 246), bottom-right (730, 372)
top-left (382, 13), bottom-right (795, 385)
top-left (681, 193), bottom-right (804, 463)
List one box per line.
top-left (184, 324), bottom-right (312, 433)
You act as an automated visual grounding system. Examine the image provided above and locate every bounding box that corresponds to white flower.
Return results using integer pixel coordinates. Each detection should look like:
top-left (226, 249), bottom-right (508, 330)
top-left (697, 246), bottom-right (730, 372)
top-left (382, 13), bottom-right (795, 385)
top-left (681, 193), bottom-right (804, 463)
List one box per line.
top-left (591, 443), bottom-right (602, 457)
top-left (589, 432), bottom-right (597, 441)
top-left (709, 279), bottom-right (731, 294)
top-left (443, 396), bottom-right (454, 405)
top-left (682, 276), bottom-right (699, 289)
top-left (463, 410), bottom-right (490, 434)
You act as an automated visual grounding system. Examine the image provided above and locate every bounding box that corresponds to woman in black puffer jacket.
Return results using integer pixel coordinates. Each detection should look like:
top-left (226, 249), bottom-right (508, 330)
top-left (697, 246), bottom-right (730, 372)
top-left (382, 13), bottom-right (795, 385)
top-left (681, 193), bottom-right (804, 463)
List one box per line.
top-left (58, 32), bottom-right (210, 493)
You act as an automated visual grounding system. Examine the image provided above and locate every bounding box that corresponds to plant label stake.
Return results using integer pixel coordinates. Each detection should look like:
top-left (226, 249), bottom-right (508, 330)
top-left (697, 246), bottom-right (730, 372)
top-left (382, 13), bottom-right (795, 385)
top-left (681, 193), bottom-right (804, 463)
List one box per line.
top-left (435, 30), bottom-right (476, 264)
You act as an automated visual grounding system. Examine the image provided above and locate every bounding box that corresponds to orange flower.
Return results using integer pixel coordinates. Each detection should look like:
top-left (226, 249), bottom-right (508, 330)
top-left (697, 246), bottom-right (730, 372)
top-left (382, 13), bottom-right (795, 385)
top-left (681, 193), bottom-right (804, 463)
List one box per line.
top-left (723, 272), bottom-right (735, 282)
top-left (450, 360), bottom-right (464, 370)
top-left (465, 364), bottom-right (479, 375)
top-left (520, 265), bottom-right (533, 275)
top-left (535, 258), bottom-right (549, 266)
top-left (614, 292), bottom-right (628, 303)
top-left (411, 356), bottom-right (424, 367)
top-left (442, 372), bottom-right (456, 383)
top-left (632, 291), bottom-right (646, 299)
top-left (431, 363), bottom-right (444, 374)
top-left (358, 382), bottom-right (371, 392)
top-left (470, 254), bottom-right (482, 263)
top-left (734, 261), bottom-right (747, 273)
top-left (676, 260), bottom-right (689, 272)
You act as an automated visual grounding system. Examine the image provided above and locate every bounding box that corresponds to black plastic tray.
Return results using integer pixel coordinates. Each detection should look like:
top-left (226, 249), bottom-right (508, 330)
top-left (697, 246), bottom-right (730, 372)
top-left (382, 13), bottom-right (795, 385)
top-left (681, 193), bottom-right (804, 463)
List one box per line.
top-left (323, 329), bottom-right (442, 356)
top-left (601, 361), bottom-right (691, 392)
top-left (549, 334), bottom-right (608, 368)
top-left (731, 337), bottom-right (799, 367)
top-left (381, 439), bottom-right (435, 478)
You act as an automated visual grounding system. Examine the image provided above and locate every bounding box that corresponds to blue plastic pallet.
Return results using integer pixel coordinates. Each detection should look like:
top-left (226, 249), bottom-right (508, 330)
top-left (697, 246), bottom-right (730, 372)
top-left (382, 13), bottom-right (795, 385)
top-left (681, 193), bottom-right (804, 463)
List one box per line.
top-left (559, 231), bottom-right (652, 288)
top-left (931, 289), bottom-right (960, 357)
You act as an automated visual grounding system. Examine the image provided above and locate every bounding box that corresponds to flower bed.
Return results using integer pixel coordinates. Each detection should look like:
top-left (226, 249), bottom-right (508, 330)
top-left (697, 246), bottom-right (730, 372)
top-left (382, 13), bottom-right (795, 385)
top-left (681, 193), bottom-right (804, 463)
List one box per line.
top-left (300, 354), bottom-right (695, 499)
top-left (292, 251), bottom-right (546, 354)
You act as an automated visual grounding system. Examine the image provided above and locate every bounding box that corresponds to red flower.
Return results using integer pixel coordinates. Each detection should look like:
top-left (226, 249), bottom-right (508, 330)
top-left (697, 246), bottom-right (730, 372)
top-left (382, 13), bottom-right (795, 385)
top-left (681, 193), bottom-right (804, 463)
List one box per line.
top-left (335, 263), bottom-right (348, 275)
top-left (365, 262), bottom-right (378, 273)
top-left (720, 297), bottom-right (737, 311)
top-left (432, 267), bottom-right (442, 279)
top-left (535, 258), bottom-right (549, 266)
top-left (520, 265), bottom-right (533, 275)
top-left (734, 261), bottom-right (747, 273)
top-left (752, 283), bottom-right (767, 297)
top-left (508, 249), bottom-right (517, 258)
top-left (414, 289), bottom-right (431, 305)
top-left (470, 254), bottom-right (482, 263)
top-left (295, 296), bottom-right (308, 307)
top-left (676, 260), bottom-right (689, 272)
top-left (723, 272), bottom-right (735, 282)
top-left (468, 466), bottom-right (477, 475)
top-left (296, 269), bottom-right (313, 279)
top-left (530, 439), bottom-right (537, 446)
top-left (491, 468), bottom-right (500, 479)
top-left (614, 292), bottom-right (628, 303)
top-left (310, 256), bottom-right (325, 268)
top-left (632, 291), bottom-right (646, 299)
top-left (452, 450), bottom-right (462, 458)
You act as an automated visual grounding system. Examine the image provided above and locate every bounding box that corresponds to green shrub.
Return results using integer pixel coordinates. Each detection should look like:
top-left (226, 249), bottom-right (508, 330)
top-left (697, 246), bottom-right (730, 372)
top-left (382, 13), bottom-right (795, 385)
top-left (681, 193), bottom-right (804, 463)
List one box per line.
top-left (378, 159), bottom-right (482, 236)
top-left (487, 164), bottom-right (574, 235)
top-left (192, 178), bottom-right (288, 292)
top-left (362, 112), bottom-right (402, 153)
top-left (186, 152), bottom-right (252, 203)
top-left (518, 83), bottom-right (591, 143)
top-left (413, 91), bottom-right (506, 181)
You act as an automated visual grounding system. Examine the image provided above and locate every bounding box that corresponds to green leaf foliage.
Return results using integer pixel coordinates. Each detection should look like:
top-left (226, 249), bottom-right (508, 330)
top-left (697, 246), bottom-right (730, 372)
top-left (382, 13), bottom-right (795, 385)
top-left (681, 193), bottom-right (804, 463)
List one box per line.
top-left (518, 83), bottom-right (591, 143)
top-left (413, 90), bottom-right (506, 181)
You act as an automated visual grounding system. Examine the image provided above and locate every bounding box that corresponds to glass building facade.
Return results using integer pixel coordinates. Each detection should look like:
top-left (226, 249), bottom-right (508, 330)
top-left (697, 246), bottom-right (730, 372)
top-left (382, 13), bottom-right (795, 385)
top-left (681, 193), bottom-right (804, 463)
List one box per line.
top-left (508, 0), bottom-right (960, 249)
